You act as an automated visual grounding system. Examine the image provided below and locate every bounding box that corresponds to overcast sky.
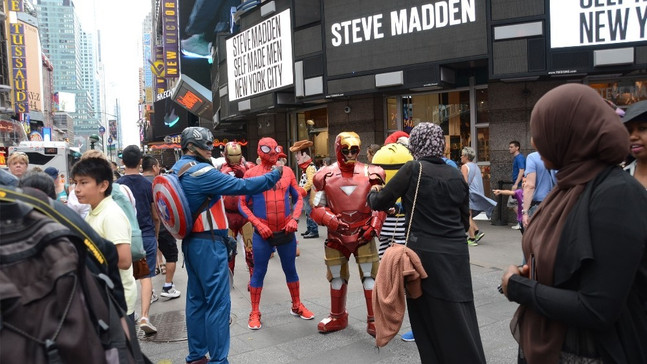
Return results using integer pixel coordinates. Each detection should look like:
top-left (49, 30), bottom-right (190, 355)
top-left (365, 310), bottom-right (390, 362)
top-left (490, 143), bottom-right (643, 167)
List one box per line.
top-left (77, 0), bottom-right (151, 148)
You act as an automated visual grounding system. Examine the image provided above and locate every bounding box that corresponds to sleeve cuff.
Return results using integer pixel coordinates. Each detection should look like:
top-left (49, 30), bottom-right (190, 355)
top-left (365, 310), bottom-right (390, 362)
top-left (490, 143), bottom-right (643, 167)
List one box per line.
top-left (507, 274), bottom-right (537, 305)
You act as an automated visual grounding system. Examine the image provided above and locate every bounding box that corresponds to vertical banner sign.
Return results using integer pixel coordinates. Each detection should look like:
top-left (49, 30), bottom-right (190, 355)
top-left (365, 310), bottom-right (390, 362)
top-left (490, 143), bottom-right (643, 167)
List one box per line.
top-left (154, 45), bottom-right (167, 94)
top-left (226, 9), bottom-right (294, 101)
top-left (163, 0), bottom-right (179, 79)
top-left (143, 33), bottom-right (154, 103)
top-left (24, 23), bottom-right (43, 112)
top-left (109, 119), bottom-right (118, 141)
top-left (9, 0), bottom-right (29, 114)
top-left (550, 1), bottom-right (647, 48)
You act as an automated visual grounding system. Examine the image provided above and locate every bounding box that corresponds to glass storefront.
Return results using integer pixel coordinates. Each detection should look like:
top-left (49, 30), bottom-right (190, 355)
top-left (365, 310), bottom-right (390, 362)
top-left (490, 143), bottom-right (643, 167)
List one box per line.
top-left (589, 78), bottom-right (647, 108)
top-left (294, 107), bottom-right (329, 166)
top-left (386, 87), bottom-right (489, 163)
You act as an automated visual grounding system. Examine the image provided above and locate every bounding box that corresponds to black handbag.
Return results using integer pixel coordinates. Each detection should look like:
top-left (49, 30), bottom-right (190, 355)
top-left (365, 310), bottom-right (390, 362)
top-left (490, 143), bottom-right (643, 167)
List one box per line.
top-left (267, 231), bottom-right (296, 246)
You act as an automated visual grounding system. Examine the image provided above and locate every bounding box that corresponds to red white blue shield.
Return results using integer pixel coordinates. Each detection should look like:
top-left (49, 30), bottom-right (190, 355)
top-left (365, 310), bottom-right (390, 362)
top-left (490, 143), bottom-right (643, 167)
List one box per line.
top-left (153, 174), bottom-right (193, 239)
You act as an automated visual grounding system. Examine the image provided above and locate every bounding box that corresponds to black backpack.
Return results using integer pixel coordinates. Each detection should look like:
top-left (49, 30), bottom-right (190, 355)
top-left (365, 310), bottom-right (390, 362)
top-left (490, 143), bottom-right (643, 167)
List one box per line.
top-left (0, 188), bottom-right (151, 364)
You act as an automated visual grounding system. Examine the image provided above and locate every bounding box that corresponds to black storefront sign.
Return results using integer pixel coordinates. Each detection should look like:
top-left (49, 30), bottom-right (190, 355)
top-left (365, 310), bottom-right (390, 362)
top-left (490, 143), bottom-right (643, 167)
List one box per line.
top-left (323, 0), bottom-right (487, 77)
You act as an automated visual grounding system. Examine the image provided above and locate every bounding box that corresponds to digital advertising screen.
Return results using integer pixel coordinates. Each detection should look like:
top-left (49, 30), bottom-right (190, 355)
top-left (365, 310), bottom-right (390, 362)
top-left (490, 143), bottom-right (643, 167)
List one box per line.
top-left (153, 96), bottom-right (189, 140)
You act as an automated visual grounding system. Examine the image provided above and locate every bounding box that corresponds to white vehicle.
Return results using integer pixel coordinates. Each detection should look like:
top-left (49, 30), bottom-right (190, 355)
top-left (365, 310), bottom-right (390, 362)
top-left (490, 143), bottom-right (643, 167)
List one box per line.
top-left (8, 141), bottom-right (81, 184)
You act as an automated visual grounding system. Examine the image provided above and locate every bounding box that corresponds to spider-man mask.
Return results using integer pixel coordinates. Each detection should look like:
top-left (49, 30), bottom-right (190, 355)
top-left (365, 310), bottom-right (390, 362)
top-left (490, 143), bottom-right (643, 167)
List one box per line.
top-left (258, 137), bottom-right (281, 166)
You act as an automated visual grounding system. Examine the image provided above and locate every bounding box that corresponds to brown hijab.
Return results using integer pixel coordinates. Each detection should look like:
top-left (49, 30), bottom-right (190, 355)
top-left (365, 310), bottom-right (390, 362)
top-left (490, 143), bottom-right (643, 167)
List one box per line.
top-left (514, 84), bottom-right (630, 363)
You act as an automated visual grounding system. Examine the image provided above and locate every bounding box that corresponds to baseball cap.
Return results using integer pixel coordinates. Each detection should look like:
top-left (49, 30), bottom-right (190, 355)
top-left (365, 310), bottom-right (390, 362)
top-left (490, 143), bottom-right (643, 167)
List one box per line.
top-left (621, 100), bottom-right (647, 124)
top-left (43, 167), bottom-right (59, 180)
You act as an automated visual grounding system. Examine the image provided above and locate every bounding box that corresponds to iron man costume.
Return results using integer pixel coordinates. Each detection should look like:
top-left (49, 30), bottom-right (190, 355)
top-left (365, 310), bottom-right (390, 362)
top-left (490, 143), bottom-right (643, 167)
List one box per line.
top-left (311, 132), bottom-right (386, 336)
top-left (239, 137), bottom-right (314, 330)
top-left (219, 141), bottom-right (256, 279)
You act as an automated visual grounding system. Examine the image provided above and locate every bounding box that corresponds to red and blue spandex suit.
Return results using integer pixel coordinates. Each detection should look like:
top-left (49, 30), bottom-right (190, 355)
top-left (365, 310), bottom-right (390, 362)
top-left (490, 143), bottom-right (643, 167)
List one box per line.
top-left (239, 137), bottom-right (313, 329)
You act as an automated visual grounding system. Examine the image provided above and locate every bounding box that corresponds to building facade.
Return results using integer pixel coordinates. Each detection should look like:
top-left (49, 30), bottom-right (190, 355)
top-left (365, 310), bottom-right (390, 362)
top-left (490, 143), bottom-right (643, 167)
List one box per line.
top-left (37, 0), bottom-right (102, 150)
top-left (207, 0), bottom-right (647, 223)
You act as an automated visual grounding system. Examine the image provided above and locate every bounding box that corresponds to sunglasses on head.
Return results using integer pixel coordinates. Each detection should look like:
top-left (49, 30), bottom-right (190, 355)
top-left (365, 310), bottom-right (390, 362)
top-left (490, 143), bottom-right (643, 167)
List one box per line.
top-left (341, 147), bottom-right (360, 155)
top-left (260, 145), bottom-right (281, 154)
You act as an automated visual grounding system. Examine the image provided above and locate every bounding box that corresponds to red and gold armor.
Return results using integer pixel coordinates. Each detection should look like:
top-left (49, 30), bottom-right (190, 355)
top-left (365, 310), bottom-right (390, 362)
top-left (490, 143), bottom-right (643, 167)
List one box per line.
top-left (311, 132), bottom-right (386, 336)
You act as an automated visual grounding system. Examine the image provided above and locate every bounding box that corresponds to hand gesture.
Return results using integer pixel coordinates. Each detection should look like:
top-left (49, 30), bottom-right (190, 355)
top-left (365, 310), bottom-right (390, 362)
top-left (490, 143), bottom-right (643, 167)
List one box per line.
top-left (329, 215), bottom-right (349, 231)
top-left (285, 218), bottom-right (298, 233)
top-left (255, 222), bottom-right (273, 239)
top-left (272, 165), bottom-right (284, 176)
top-left (359, 226), bottom-right (375, 242)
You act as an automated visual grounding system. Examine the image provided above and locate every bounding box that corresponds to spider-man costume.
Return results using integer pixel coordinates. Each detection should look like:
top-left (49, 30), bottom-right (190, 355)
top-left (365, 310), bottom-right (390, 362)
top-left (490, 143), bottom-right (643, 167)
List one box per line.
top-left (219, 141), bottom-right (256, 280)
top-left (239, 137), bottom-right (314, 330)
top-left (312, 131), bottom-right (386, 336)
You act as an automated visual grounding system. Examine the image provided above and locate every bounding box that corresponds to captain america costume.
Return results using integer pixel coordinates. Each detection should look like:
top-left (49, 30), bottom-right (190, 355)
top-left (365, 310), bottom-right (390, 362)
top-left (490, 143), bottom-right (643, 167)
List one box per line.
top-left (173, 150), bottom-right (281, 363)
top-left (239, 137), bottom-right (314, 330)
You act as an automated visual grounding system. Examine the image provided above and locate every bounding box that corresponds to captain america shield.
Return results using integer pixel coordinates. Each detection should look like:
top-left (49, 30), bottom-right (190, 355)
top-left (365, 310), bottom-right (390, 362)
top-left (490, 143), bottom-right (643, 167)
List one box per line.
top-left (153, 174), bottom-right (193, 239)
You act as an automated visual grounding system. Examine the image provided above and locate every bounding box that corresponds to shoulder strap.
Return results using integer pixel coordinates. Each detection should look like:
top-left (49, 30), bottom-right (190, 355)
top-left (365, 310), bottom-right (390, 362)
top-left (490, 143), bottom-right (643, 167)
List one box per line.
top-left (0, 187), bottom-right (108, 270)
top-left (177, 161), bottom-right (197, 177)
top-left (405, 162), bottom-right (423, 246)
top-left (176, 162), bottom-right (213, 222)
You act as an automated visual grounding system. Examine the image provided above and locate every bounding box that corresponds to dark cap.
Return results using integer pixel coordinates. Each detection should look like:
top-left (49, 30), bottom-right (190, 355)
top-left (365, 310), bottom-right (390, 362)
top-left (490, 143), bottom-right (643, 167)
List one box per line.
top-left (43, 167), bottom-right (59, 180)
top-left (622, 100), bottom-right (647, 124)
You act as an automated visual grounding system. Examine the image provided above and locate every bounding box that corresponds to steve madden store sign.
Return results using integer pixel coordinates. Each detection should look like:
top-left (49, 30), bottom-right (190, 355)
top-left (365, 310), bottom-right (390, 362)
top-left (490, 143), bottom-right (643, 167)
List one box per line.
top-left (226, 9), bottom-right (293, 101)
top-left (324, 0), bottom-right (485, 77)
top-left (330, 0), bottom-right (476, 47)
top-left (550, 1), bottom-right (647, 48)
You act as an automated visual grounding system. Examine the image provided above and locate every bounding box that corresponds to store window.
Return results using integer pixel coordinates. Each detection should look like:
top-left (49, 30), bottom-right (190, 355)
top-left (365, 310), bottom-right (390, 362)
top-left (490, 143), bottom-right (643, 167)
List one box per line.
top-left (589, 79), bottom-right (647, 108)
top-left (387, 87), bottom-right (490, 188)
top-left (295, 107), bottom-right (329, 164)
top-left (393, 90), bottom-right (481, 165)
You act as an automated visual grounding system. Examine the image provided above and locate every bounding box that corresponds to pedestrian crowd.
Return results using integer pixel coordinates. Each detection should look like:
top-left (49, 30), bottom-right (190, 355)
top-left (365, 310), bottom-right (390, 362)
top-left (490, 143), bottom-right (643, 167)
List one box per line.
top-left (1, 83), bottom-right (646, 364)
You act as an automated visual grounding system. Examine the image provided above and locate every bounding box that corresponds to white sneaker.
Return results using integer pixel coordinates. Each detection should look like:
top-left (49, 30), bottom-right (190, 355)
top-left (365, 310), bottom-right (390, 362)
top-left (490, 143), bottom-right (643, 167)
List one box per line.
top-left (150, 289), bottom-right (159, 304)
top-left (139, 317), bottom-right (157, 334)
top-left (511, 223), bottom-right (522, 230)
top-left (160, 284), bottom-right (181, 299)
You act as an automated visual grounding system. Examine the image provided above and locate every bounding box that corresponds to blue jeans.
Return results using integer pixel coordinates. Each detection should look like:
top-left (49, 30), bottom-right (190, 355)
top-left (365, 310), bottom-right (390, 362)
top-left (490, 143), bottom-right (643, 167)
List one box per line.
top-left (303, 202), bottom-right (318, 234)
top-left (182, 236), bottom-right (230, 363)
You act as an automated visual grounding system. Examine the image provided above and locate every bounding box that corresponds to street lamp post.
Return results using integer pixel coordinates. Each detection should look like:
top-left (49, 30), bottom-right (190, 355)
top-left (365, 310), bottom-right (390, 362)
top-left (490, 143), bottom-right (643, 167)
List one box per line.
top-left (89, 134), bottom-right (100, 150)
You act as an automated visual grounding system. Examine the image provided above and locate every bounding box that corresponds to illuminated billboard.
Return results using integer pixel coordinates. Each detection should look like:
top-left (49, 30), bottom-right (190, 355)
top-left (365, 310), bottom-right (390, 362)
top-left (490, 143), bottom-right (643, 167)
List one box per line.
top-left (226, 9), bottom-right (294, 101)
top-left (323, 0), bottom-right (486, 77)
top-left (550, 1), bottom-right (647, 48)
top-left (153, 96), bottom-right (189, 140)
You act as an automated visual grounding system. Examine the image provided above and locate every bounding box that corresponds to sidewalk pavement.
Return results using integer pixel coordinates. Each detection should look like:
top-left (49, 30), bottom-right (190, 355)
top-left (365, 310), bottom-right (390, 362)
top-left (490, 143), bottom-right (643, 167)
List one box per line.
top-left (138, 218), bottom-right (523, 364)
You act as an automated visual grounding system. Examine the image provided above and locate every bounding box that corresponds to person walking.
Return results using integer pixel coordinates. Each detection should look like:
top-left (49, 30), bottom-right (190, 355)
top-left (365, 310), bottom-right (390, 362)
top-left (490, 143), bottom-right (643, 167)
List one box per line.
top-left (521, 149), bottom-right (556, 228)
top-left (117, 145), bottom-right (160, 334)
top-left (509, 141), bottom-right (525, 230)
top-left (460, 147), bottom-right (496, 246)
top-left (142, 155), bottom-right (181, 299)
top-left (500, 84), bottom-right (647, 364)
top-left (368, 122), bottom-right (486, 363)
top-left (172, 127), bottom-right (282, 364)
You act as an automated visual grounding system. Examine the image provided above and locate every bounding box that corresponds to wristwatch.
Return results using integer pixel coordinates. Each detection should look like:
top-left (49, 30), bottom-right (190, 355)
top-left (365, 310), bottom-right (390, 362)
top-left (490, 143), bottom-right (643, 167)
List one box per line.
top-left (521, 210), bottom-right (528, 215)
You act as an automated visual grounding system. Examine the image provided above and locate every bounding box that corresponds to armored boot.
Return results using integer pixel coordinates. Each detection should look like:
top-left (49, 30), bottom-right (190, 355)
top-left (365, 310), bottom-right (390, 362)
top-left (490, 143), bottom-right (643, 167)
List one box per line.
top-left (317, 284), bottom-right (348, 333)
top-left (364, 289), bottom-right (376, 337)
top-left (248, 287), bottom-right (262, 330)
top-left (287, 281), bottom-right (315, 319)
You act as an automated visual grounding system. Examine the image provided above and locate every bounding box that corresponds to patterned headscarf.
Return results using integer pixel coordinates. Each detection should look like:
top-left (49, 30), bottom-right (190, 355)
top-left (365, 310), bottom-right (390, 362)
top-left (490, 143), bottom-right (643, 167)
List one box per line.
top-left (408, 122), bottom-right (445, 160)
